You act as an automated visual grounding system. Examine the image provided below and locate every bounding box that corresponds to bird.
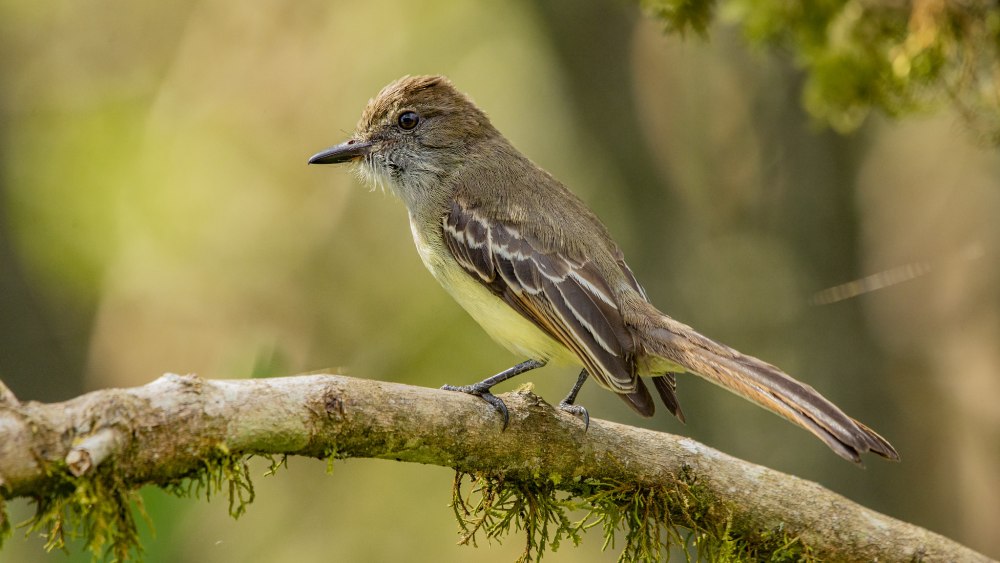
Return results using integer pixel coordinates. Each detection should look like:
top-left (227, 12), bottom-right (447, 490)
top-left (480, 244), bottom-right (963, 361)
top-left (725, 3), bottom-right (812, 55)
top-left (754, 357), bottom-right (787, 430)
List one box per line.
top-left (308, 75), bottom-right (899, 464)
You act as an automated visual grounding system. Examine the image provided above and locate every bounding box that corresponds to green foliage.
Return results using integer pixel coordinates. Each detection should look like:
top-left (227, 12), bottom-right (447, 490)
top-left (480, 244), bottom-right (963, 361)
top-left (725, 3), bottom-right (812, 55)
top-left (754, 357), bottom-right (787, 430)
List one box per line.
top-left (450, 469), bottom-right (816, 562)
top-left (642, 0), bottom-right (717, 36)
top-left (647, 0), bottom-right (1000, 141)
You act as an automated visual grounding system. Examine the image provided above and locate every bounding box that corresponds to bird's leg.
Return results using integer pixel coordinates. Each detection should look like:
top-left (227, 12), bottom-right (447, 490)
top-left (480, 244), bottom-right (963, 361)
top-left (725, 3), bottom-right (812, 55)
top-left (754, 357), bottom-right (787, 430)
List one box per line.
top-left (558, 369), bottom-right (590, 431)
top-left (442, 359), bottom-right (546, 429)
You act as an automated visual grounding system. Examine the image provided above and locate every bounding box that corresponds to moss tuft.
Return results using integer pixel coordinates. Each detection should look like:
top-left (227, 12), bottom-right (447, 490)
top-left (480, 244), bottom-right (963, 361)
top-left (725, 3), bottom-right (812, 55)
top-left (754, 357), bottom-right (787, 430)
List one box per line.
top-left (262, 454), bottom-right (289, 478)
top-left (1, 497), bottom-right (12, 550)
top-left (451, 468), bottom-right (817, 562)
top-left (451, 471), bottom-right (583, 562)
top-left (21, 463), bottom-right (147, 562)
top-left (161, 453), bottom-right (255, 519)
top-left (323, 446), bottom-right (347, 475)
top-left (14, 453), bottom-right (261, 561)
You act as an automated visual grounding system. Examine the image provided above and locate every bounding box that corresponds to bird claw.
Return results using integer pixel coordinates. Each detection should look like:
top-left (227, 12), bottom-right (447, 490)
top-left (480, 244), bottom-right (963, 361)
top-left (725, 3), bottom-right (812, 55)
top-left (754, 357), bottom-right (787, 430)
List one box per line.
top-left (479, 392), bottom-right (510, 430)
top-left (558, 402), bottom-right (590, 432)
top-left (441, 384), bottom-right (510, 430)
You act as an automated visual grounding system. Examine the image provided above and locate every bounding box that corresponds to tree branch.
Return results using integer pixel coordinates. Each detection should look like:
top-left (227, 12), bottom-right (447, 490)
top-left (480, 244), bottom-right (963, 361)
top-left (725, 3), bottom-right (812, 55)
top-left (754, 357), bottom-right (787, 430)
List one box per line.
top-left (0, 374), bottom-right (991, 561)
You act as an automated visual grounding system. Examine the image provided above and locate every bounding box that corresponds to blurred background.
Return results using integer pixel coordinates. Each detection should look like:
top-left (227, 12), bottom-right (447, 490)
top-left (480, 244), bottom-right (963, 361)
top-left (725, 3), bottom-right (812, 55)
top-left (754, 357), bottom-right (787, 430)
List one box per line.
top-left (2, 0), bottom-right (998, 561)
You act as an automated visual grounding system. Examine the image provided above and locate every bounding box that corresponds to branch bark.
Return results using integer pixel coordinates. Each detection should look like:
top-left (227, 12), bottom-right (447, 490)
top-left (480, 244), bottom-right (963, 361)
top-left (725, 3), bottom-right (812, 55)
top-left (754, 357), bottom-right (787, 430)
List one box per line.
top-left (0, 374), bottom-right (991, 562)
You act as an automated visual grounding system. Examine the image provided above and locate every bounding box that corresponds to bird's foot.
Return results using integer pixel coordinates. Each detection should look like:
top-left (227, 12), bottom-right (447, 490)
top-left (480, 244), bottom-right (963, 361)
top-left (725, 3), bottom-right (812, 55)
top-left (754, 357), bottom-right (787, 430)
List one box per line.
top-left (440, 359), bottom-right (546, 430)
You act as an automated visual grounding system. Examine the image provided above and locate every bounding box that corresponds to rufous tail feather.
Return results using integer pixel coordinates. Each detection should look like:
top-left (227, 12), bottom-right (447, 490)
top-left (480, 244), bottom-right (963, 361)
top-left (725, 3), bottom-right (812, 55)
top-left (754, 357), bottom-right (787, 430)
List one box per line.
top-left (637, 305), bottom-right (898, 463)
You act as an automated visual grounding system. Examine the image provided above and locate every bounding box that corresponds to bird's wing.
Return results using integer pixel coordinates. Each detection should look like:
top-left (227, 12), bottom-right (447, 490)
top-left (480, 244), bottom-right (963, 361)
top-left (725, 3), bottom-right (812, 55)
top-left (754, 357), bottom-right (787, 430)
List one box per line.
top-left (442, 199), bottom-right (641, 396)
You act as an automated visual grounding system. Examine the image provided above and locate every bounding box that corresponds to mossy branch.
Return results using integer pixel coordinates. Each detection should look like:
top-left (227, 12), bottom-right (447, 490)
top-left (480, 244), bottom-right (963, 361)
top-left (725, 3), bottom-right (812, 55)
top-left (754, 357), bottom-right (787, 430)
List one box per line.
top-left (0, 374), bottom-right (991, 562)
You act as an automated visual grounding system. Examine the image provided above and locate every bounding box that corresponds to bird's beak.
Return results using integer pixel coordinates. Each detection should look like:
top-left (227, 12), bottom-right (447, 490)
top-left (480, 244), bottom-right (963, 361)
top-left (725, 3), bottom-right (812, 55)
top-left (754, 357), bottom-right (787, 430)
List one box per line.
top-left (307, 139), bottom-right (373, 165)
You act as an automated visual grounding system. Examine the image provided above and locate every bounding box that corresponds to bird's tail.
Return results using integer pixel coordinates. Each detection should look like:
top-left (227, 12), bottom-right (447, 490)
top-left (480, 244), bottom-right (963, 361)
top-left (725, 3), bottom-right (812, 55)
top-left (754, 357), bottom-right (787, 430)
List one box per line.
top-left (636, 303), bottom-right (899, 463)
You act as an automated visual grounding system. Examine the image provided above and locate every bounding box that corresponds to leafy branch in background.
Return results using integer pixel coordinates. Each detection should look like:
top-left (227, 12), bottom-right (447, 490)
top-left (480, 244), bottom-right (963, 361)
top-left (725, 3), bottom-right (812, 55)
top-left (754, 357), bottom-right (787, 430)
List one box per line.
top-left (642, 0), bottom-right (1000, 142)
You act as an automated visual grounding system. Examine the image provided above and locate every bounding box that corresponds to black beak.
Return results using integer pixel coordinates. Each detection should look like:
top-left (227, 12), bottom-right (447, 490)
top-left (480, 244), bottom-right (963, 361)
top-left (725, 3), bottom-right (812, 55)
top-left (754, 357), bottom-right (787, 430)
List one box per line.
top-left (308, 139), bottom-right (373, 165)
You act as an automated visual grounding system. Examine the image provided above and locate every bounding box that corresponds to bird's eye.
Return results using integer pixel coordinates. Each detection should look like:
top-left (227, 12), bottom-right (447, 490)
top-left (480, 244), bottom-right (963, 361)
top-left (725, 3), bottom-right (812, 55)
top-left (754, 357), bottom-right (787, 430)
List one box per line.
top-left (397, 111), bottom-right (420, 130)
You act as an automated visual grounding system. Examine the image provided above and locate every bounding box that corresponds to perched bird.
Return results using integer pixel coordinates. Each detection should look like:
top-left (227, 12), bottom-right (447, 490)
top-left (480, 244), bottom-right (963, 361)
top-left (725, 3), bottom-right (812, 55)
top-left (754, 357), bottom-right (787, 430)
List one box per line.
top-left (309, 75), bottom-right (899, 464)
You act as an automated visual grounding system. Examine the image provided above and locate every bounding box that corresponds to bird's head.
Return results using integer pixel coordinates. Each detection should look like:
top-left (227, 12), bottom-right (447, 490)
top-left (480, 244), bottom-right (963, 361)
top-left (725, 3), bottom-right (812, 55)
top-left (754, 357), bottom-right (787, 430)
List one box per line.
top-left (309, 75), bottom-right (497, 201)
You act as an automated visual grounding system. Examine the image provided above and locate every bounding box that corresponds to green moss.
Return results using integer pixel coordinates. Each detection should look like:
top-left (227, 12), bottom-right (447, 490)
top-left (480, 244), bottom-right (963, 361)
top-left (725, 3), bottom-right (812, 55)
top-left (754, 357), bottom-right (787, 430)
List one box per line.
top-left (323, 446), bottom-right (348, 475)
top-left (451, 471), bottom-right (583, 562)
top-left (450, 468), bottom-right (817, 562)
top-left (263, 454), bottom-right (289, 478)
top-left (0, 497), bottom-right (11, 550)
top-left (20, 463), bottom-right (147, 562)
top-left (161, 453), bottom-right (255, 520)
top-left (10, 451), bottom-right (822, 561)
top-left (14, 453), bottom-right (263, 561)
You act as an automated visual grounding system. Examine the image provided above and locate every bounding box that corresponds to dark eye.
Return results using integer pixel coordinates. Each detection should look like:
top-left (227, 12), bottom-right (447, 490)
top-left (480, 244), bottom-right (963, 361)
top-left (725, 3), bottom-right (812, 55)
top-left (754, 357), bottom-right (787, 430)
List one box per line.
top-left (397, 111), bottom-right (419, 130)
